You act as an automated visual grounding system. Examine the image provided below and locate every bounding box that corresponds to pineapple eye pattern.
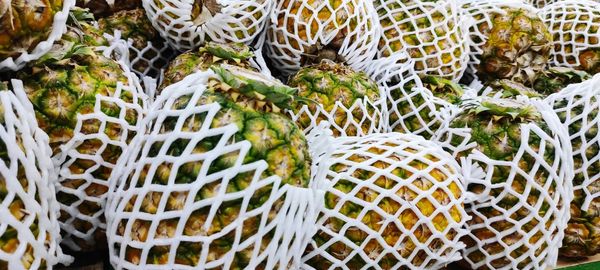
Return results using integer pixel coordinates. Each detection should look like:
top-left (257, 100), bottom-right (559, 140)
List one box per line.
top-left (375, 0), bottom-right (470, 81)
top-left (434, 97), bottom-right (573, 269)
top-left (546, 75), bottom-right (600, 258)
top-left (107, 72), bottom-right (317, 270)
top-left (541, 0), bottom-right (600, 75)
top-left (143, 0), bottom-right (273, 51)
top-left (0, 88), bottom-right (71, 269)
top-left (302, 133), bottom-right (469, 270)
top-left (55, 61), bottom-right (147, 251)
top-left (0, 0), bottom-right (75, 71)
top-left (265, 0), bottom-right (380, 77)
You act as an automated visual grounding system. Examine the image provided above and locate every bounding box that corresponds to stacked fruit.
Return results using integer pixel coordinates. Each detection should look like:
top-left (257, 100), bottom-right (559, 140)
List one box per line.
top-left (0, 0), bottom-right (599, 269)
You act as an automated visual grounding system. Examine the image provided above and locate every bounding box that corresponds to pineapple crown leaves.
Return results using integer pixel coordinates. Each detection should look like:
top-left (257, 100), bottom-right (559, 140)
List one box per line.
top-left (490, 79), bottom-right (543, 99)
top-left (200, 42), bottom-right (254, 64)
top-left (465, 97), bottom-right (541, 121)
top-left (210, 65), bottom-right (314, 110)
top-left (35, 41), bottom-right (95, 65)
top-left (421, 75), bottom-right (465, 97)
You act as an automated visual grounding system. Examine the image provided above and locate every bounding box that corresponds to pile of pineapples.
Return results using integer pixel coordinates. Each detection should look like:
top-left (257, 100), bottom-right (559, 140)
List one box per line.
top-left (0, 0), bottom-right (599, 269)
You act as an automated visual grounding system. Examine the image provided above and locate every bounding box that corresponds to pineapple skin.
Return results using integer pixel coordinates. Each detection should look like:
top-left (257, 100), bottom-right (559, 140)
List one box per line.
top-left (287, 61), bottom-right (380, 137)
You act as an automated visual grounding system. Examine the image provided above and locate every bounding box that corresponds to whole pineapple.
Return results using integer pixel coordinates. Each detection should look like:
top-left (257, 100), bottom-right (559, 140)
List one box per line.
top-left (0, 85), bottom-right (70, 269)
top-left (287, 60), bottom-right (382, 137)
top-left (463, 2), bottom-right (553, 84)
top-left (108, 66), bottom-right (311, 268)
top-left (144, 0), bottom-right (273, 51)
top-left (159, 42), bottom-right (255, 93)
top-left (440, 98), bottom-right (570, 269)
top-left (265, 0), bottom-right (379, 76)
top-left (546, 76), bottom-right (600, 258)
top-left (15, 26), bottom-right (145, 251)
top-left (541, 0), bottom-right (600, 75)
top-left (375, 0), bottom-right (468, 81)
top-left (303, 133), bottom-right (467, 269)
top-left (0, 0), bottom-right (72, 69)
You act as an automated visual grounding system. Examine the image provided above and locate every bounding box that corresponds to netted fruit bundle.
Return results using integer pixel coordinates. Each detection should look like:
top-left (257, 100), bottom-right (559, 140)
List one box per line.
top-left (546, 74), bottom-right (600, 258)
top-left (366, 53), bottom-right (455, 139)
top-left (303, 132), bottom-right (469, 269)
top-left (0, 83), bottom-right (72, 269)
top-left (142, 0), bottom-right (274, 51)
top-left (264, 0), bottom-right (380, 77)
top-left (435, 97), bottom-right (573, 269)
top-left (106, 70), bottom-right (319, 269)
top-left (0, 0), bottom-right (75, 70)
top-left (541, 0), bottom-right (600, 75)
top-left (375, 0), bottom-right (470, 81)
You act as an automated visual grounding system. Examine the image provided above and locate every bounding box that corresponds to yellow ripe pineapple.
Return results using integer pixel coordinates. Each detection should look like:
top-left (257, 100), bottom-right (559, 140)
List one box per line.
top-left (265, 0), bottom-right (379, 76)
top-left (463, 1), bottom-right (553, 84)
top-left (0, 0), bottom-right (73, 69)
top-left (304, 133), bottom-right (468, 269)
top-left (375, 0), bottom-right (468, 81)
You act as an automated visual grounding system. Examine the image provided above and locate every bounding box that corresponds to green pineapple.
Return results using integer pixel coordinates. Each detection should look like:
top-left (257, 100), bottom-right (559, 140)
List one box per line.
top-left (287, 60), bottom-right (381, 136)
top-left (15, 24), bottom-right (142, 251)
top-left (159, 42), bottom-right (255, 93)
top-left (114, 65), bottom-right (311, 267)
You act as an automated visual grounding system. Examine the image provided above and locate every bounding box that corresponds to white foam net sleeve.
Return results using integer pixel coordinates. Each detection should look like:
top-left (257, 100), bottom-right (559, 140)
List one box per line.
top-left (434, 97), bottom-right (573, 270)
top-left (458, 0), bottom-right (537, 79)
top-left (540, 0), bottom-right (600, 75)
top-left (375, 0), bottom-right (470, 82)
top-left (264, 0), bottom-right (380, 77)
top-left (366, 53), bottom-right (454, 139)
top-left (287, 97), bottom-right (385, 138)
top-left (142, 0), bottom-right (274, 51)
top-left (0, 0), bottom-right (75, 71)
top-left (0, 83), bottom-right (73, 269)
top-left (126, 38), bottom-right (177, 80)
top-left (105, 71), bottom-right (318, 270)
top-left (50, 45), bottom-right (149, 251)
top-left (545, 74), bottom-right (600, 212)
top-left (301, 132), bottom-right (469, 270)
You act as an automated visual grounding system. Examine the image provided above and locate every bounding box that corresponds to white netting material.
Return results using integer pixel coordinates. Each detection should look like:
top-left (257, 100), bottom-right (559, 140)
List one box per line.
top-left (48, 43), bottom-right (149, 251)
top-left (106, 71), bottom-right (318, 269)
top-left (434, 97), bottom-right (573, 270)
top-left (0, 84), bottom-right (72, 269)
top-left (366, 53), bottom-right (454, 139)
top-left (264, 0), bottom-right (380, 77)
top-left (302, 132), bottom-right (469, 270)
top-left (545, 74), bottom-right (600, 213)
top-left (125, 38), bottom-right (177, 79)
top-left (142, 0), bottom-right (274, 51)
top-left (0, 0), bottom-right (75, 71)
top-left (458, 0), bottom-right (537, 79)
top-left (287, 98), bottom-right (385, 138)
top-left (527, 0), bottom-right (558, 8)
top-left (375, 0), bottom-right (470, 81)
top-left (540, 0), bottom-right (600, 75)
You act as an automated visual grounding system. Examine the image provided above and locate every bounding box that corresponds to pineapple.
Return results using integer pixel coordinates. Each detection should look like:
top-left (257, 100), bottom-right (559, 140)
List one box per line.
top-left (97, 8), bottom-right (173, 77)
top-left (303, 133), bottom-right (467, 269)
top-left (375, 0), bottom-right (468, 81)
top-left (0, 0), bottom-right (70, 68)
top-left (541, 1), bottom-right (600, 75)
top-left (420, 75), bottom-right (465, 104)
top-left (441, 98), bottom-right (569, 269)
top-left (145, 0), bottom-right (273, 51)
top-left (287, 60), bottom-right (382, 137)
top-left (532, 67), bottom-right (591, 95)
top-left (110, 65), bottom-right (311, 268)
top-left (265, 0), bottom-right (379, 76)
top-left (159, 42), bottom-right (255, 93)
top-left (463, 2), bottom-right (553, 84)
top-left (15, 25), bottom-right (145, 251)
top-left (0, 86), bottom-right (68, 269)
top-left (76, 0), bottom-right (141, 18)
top-left (546, 79), bottom-right (600, 258)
